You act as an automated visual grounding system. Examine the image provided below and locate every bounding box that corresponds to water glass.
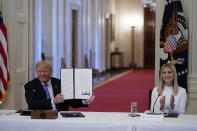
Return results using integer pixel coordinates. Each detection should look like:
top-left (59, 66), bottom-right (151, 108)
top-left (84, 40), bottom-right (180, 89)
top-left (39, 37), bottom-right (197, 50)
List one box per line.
top-left (131, 102), bottom-right (137, 114)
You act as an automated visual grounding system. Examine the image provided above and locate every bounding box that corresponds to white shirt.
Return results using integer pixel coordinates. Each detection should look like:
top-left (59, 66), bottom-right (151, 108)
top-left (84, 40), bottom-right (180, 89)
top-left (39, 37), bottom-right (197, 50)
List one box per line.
top-left (151, 86), bottom-right (187, 114)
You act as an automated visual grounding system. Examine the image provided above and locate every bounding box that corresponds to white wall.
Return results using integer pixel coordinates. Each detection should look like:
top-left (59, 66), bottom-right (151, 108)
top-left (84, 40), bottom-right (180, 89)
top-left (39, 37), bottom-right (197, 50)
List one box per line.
top-left (115, 0), bottom-right (144, 68)
top-left (0, 0), bottom-right (29, 110)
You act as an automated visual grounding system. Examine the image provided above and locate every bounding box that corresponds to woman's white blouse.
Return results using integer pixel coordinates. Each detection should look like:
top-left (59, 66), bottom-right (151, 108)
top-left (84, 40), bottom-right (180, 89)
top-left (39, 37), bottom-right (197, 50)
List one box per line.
top-left (151, 86), bottom-right (187, 114)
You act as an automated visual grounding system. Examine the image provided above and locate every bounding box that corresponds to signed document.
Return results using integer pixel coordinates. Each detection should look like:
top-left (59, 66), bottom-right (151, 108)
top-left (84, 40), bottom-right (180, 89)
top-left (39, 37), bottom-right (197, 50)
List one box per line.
top-left (61, 68), bottom-right (92, 99)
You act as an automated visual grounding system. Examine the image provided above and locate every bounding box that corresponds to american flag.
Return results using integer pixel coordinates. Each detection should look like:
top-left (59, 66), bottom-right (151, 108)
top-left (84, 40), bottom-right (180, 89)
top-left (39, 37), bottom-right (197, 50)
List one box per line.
top-left (164, 39), bottom-right (176, 53)
top-left (0, 15), bottom-right (10, 103)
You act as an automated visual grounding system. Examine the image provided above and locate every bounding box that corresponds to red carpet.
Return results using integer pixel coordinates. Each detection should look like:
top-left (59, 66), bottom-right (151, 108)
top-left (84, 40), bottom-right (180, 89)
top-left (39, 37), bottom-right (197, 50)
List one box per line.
top-left (70, 70), bottom-right (154, 112)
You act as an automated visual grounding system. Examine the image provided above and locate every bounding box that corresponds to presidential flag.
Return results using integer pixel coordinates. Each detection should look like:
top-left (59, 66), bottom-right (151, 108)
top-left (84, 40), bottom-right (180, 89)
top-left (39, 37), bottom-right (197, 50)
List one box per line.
top-left (160, 0), bottom-right (188, 90)
top-left (0, 14), bottom-right (10, 103)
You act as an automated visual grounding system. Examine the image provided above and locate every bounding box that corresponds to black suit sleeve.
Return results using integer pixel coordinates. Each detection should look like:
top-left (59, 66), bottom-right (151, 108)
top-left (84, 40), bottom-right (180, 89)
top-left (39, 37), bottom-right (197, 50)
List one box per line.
top-left (65, 99), bottom-right (88, 108)
top-left (55, 99), bottom-right (88, 111)
top-left (24, 80), bottom-right (52, 110)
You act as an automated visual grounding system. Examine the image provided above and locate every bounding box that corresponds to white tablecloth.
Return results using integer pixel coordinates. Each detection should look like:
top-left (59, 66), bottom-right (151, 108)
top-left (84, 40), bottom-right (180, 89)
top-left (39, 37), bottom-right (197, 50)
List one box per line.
top-left (0, 110), bottom-right (197, 131)
top-left (136, 115), bottom-right (197, 131)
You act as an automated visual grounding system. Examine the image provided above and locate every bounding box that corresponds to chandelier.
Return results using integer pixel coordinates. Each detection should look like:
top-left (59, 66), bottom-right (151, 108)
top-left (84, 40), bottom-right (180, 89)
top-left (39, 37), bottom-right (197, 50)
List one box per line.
top-left (140, 0), bottom-right (157, 11)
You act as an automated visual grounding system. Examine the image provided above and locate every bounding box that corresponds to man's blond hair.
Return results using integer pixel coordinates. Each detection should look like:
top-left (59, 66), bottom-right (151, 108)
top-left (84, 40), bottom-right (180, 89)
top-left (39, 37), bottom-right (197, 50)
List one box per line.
top-left (36, 60), bottom-right (53, 72)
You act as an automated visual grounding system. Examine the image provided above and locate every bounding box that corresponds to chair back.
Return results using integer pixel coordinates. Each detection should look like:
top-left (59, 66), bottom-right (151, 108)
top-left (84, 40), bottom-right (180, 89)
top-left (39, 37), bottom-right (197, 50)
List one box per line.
top-left (148, 89), bottom-right (153, 110)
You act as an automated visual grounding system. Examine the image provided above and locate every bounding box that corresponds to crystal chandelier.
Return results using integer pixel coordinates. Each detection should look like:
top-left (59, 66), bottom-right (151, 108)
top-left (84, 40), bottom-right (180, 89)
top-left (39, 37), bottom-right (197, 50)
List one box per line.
top-left (140, 0), bottom-right (157, 11)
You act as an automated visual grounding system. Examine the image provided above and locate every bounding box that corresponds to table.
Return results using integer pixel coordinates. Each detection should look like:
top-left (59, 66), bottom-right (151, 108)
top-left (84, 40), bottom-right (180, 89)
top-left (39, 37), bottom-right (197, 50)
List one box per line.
top-left (0, 110), bottom-right (197, 131)
top-left (136, 115), bottom-right (197, 131)
top-left (110, 52), bottom-right (124, 70)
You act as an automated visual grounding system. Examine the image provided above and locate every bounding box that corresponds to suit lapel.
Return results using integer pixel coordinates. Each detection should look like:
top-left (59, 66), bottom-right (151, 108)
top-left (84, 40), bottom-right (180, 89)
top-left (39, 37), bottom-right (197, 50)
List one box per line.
top-left (35, 78), bottom-right (46, 97)
top-left (51, 78), bottom-right (59, 97)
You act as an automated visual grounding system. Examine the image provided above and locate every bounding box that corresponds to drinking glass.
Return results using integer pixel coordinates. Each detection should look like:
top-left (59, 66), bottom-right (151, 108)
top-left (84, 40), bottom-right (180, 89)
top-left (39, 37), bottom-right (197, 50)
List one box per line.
top-left (131, 102), bottom-right (137, 114)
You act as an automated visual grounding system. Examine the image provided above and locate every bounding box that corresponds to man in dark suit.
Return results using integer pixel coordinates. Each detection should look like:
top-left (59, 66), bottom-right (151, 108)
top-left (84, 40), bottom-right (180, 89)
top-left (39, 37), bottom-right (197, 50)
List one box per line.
top-left (24, 60), bottom-right (95, 111)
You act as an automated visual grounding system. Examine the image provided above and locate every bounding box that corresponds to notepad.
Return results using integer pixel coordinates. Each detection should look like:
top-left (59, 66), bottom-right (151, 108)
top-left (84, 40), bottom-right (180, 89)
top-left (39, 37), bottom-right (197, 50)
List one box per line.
top-left (60, 112), bottom-right (85, 118)
top-left (61, 68), bottom-right (92, 100)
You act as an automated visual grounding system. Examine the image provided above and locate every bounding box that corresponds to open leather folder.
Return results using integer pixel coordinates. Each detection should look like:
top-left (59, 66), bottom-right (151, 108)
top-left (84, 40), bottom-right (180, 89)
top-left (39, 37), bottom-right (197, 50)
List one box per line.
top-left (60, 112), bottom-right (85, 118)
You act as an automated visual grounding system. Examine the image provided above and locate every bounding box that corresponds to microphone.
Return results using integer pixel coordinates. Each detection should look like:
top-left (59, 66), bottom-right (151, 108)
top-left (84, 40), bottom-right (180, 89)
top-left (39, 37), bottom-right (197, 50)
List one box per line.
top-left (152, 94), bottom-right (160, 114)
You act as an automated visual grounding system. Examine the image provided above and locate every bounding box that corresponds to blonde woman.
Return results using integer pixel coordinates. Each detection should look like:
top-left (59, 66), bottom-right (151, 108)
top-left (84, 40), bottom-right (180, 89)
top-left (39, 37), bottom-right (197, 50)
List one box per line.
top-left (151, 63), bottom-right (187, 114)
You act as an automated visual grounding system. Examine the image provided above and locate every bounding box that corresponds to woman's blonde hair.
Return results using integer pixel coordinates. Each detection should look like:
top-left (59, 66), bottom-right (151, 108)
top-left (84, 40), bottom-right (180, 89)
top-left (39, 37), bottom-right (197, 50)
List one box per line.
top-left (157, 63), bottom-right (179, 95)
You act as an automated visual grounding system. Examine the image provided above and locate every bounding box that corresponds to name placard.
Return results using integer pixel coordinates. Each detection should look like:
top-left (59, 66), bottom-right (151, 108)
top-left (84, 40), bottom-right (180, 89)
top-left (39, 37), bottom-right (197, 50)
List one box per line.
top-left (140, 113), bottom-right (164, 121)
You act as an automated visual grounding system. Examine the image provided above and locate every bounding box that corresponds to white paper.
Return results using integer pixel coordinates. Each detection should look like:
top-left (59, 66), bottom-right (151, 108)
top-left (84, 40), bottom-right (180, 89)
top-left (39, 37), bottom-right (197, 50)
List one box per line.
top-left (61, 69), bottom-right (74, 100)
top-left (75, 69), bottom-right (92, 99)
top-left (61, 68), bottom-right (92, 100)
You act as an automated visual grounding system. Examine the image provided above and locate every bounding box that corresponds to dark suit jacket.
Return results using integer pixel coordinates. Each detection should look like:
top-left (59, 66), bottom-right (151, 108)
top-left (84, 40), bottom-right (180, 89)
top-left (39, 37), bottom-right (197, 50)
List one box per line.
top-left (24, 77), bottom-right (88, 111)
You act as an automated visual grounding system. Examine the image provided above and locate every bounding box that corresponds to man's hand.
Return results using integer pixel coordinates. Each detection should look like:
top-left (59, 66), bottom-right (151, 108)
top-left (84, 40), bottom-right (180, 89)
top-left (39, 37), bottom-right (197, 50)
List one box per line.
top-left (53, 94), bottom-right (64, 104)
top-left (160, 96), bottom-right (165, 110)
top-left (83, 95), bottom-right (95, 104)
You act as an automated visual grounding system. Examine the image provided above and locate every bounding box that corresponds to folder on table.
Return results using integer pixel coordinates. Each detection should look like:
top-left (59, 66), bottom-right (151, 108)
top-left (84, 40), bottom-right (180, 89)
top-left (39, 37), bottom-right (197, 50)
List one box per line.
top-left (60, 112), bottom-right (85, 118)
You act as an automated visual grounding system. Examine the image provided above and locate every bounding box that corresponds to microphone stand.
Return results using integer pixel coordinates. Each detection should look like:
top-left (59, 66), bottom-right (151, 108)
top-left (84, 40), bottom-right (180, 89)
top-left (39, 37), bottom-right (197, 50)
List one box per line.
top-left (152, 94), bottom-right (160, 114)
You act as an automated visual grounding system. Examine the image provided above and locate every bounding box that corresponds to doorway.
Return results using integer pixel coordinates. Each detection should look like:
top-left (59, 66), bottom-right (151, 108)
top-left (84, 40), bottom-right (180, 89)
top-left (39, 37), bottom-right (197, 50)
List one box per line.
top-left (143, 7), bottom-right (155, 69)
